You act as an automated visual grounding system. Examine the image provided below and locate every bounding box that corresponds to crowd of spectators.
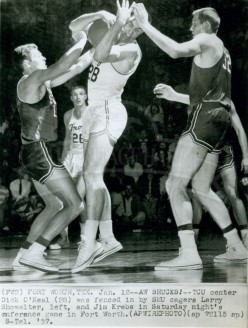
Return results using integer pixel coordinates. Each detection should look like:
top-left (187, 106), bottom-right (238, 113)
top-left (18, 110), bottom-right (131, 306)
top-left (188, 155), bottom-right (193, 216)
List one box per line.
top-left (1, 96), bottom-right (248, 236)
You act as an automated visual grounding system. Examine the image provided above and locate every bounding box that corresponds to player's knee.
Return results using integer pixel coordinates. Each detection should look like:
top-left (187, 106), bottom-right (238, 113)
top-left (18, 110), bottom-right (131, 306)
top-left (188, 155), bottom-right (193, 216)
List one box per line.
top-left (225, 186), bottom-right (237, 200)
top-left (191, 186), bottom-right (203, 200)
top-left (166, 176), bottom-right (185, 195)
top-left (191, 179), bottom-right (209, 197)
top-left (83, 171), bottom-right (103, 190)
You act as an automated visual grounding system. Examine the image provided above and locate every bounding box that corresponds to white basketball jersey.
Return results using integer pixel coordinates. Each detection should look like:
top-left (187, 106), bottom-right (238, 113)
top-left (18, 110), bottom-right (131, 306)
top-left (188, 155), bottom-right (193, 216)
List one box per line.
top-left (68, 109), bottom-right (86, 151)
top-left (88, 45), bottom-right (141, 105)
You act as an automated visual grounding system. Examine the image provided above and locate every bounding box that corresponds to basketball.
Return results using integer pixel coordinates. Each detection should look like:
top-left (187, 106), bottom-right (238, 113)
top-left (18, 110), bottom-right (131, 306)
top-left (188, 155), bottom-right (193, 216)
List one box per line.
top-left (88, 19), bottom-right (109, 48)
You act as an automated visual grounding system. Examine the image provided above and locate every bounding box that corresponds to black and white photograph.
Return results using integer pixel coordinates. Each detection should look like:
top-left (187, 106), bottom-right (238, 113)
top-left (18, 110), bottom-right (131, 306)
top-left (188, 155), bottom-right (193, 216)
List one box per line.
top-left (0, 0), bottom-right (247, 327)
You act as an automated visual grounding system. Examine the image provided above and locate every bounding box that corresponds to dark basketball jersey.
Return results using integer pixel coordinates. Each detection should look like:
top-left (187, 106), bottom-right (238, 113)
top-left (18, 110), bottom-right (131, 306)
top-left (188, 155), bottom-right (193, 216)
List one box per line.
top-left (189, 48), bottom-right (232, 109)
top-left (17, 77), bottom-right (58, 143)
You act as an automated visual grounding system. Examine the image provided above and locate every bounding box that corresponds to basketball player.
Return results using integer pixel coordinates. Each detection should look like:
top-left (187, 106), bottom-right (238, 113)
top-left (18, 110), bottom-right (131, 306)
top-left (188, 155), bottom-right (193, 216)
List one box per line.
top-left (155, 84), bottom-right (248, 251)
top-left (191, 101), bottom-right (248, 250)
top-left (49, 85), bottom-right (88, 249)
top-left (133, 5), bottom-right (247, 269)
top-left (11, 32), bottom-right (95, 272)
top-left (69, 0), bottom-right (144, 272)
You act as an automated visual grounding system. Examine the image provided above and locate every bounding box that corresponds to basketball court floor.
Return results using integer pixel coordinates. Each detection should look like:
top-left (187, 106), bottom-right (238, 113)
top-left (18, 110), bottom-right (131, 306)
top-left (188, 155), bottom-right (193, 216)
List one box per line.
top-left (0, 229), bottom-right (247, 284)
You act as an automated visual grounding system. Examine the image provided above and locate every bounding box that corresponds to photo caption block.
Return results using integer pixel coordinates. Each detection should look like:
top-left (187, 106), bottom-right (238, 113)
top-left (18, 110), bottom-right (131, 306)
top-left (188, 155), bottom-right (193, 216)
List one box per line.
top-left (0, 284), bottom-right (247, 327)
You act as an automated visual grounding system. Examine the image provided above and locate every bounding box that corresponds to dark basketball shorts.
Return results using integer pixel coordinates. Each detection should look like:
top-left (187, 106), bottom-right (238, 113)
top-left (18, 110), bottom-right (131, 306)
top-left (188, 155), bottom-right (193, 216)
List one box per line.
top-left (181, 102), bottom-right (231, 154)
top-left (20, 141), bottom-right (65, 184)
top-left (216, 143), bottom-right (234, 173)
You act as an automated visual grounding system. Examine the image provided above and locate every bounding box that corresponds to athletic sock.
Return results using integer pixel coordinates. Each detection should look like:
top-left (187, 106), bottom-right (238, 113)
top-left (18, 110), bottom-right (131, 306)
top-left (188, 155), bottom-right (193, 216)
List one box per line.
top-left (28, 242), bottom-right (46, 253)
top-left (178, 230), bottom-right (197, 249)
top-left (36, 236), bottom-right (50, 247)
top-left (21, 241), bottom-right (32, 250)
top-left (240, 228), bottom-right (248, 239)
top-left (99, 220), bottom-right (114, 239)
top-left (79, 222), bottom-right (86, 235)
top-left (223, 228), bottom-right (242, 246)
top-left (84, 220), bottom-right (99, 241)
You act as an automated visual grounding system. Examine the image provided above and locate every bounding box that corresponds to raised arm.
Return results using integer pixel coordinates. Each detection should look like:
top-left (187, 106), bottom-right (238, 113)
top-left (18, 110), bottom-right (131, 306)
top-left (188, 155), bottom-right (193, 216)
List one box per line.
top-left (27, 35), bottom-right (87, 86)
top-left (94, 0), bottom-right (131, 62)
top-left (51, 48), bottom-right (94, 88)
top-left (133, 3), bottom-right (203, 58)
top-left (19, 35), bottom-right (88, 104)
top-left (69, 11), bottom-right (116, 32)
top-left (230, 101), bottom-right (248, 173)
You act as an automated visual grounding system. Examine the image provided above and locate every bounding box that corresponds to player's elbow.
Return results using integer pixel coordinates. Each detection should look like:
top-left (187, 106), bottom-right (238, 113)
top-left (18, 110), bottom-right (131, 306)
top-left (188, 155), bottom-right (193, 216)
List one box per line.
top-left (93, 51), bottom-right (107, 63)
top-left (169, 51), bottom-right (180, 59)
top-left (69, 21), bottom-right (77, 32)
top-left (169, 46), bottom-right (182, 59)
top-left (165, 43), bottom-right (184, 59)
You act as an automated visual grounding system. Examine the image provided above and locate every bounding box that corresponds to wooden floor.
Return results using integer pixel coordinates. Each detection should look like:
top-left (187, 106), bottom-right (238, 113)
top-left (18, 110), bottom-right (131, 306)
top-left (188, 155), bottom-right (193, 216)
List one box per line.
top-left (0, 230), bottom-right (247, 284)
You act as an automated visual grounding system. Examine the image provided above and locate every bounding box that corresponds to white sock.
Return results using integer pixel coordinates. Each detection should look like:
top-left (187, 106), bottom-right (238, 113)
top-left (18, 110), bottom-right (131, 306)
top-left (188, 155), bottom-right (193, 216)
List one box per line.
top-left (178, 230), bottom-right (197, 249)
top-left (99, 220), bottom-right (114, 240)
top-left (29, 242), bottom-right (46, 253)
top-left (84, 220), bottom-right (99, 241)
top-left (241, 229), bottom-right (248, 239)
top-left (224, 229), bottom-right (242, 246)
top-left (79, 222), bottom-right (86, 234)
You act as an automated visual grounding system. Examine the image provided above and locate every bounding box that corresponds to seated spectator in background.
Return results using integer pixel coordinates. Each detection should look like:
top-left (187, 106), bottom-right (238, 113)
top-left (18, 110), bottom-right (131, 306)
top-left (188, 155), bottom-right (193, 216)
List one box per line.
top-left (112, 178), bottom-right (146, 232)
top-left (136, 140), bottom-right (153, 168)
top-left (9, 169), bottom-right (31, 203)
top-left (9, 192), bottom-right (44, 234)
top-left (113, 135), bottom-right (133, 167)
top-left (138, 128), bottom-right (148, 144)
top-left (9, 170), bottom-right (32, 231)
top-left (136, 166), bottom-right (160, 226)
top-left (124, 153), bottom-right (143, 184)
top-left (145, 101), bottom-right (164, 134)
top-left (0, 176), bottom-right (10, 233)
top-left (104, 160), bottom-right (124, 194)
top-left (157, 141), bottom-right (166, 151)
top-left (132, 128), bottom-right (149, 148)
top-left (23, 192), bottom-right (44, 224)
top-left (154, 142), bottom-right (167, 175)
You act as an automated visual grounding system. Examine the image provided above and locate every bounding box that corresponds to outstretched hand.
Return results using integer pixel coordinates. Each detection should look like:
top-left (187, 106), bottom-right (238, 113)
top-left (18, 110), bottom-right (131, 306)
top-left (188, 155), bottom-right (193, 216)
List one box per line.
top-left (154, 84), bottom-right (177, 101)
top-left (116, 0), bottom-right (132, 26)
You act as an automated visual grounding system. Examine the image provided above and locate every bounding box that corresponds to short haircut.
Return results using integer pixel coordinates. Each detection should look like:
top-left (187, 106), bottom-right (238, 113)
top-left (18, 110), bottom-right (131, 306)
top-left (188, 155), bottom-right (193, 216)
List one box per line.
top-left (70, 85), bottom-right (87, 95)
top-left (13, 43), bottom-right (38, 73)
top-left (193, 7), bottom-right (220, 33)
